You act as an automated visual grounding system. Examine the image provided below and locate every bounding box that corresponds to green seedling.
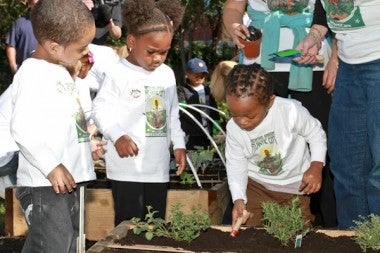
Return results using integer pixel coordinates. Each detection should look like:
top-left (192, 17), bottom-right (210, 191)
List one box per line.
top-left (262, 197), bottom-right (309, 246)
top-left (179, 171), bottom-right (195, 185)
top-left (131, 204), bottom-right (211, 243)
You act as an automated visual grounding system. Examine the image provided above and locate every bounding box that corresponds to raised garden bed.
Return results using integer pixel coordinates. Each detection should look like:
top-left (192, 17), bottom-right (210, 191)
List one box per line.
top-left (87, 221), bottom-right (380, 253)
top-left (5, 171), bottom-right (230, 241)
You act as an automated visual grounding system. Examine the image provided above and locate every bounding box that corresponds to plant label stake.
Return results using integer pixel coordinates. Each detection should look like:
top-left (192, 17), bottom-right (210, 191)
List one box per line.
top-left (230, 210), bottom-right (250, 237)
top-left (294, 234), bottom-right (303, 248)
top-left (77, 185), bottom-right (86, 253)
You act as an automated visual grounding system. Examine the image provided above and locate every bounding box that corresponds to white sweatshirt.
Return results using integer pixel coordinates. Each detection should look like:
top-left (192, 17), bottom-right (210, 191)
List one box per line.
top-left (10, 58), bottom-right (96, 187)
top-left (226, 97), bottom-right (326, 203)
top-left (92, 59), bottom-right (186, 183)
top-left (0, 85), bottom-right (18, 165)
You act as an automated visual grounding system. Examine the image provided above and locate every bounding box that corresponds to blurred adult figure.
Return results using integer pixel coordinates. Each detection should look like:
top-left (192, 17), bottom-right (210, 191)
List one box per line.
top-left (5, 0), bottom-right (38, 73)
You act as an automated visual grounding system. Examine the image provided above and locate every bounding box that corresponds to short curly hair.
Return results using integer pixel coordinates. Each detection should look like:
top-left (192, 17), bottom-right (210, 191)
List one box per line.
top-left (226, 63), bottom-right (275, 106)
top-left (31, 0), bottom-right (94, 45)
top-left (122, 0), bottom-right (184, 36)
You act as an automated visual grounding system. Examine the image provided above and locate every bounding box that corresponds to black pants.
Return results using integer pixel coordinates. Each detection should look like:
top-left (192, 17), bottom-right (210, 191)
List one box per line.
top-left (110, 180), bottom-right (168, 226)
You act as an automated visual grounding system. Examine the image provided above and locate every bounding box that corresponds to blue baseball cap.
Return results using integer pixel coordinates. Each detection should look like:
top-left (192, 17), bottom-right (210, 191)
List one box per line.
top-left (186, 58), bottom-right (208, 73)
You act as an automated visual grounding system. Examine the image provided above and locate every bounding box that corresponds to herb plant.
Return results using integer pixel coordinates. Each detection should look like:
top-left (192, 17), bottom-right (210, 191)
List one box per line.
top-left (262, 197), bottom-right (309, 246)
top-left (353, 214), bottom-right (380, 252)
top-left (131, 204), bottom-right (211, 243)
top-left (179, 171), bottom-right (195, 185)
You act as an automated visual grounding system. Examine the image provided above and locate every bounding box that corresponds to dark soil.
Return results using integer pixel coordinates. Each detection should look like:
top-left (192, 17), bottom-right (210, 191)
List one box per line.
top-left (105, 227), bottom-right (380, 253)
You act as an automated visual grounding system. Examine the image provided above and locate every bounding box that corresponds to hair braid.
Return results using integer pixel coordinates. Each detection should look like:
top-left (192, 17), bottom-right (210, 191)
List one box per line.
top-left (226, 63), bottom-right (274, 106)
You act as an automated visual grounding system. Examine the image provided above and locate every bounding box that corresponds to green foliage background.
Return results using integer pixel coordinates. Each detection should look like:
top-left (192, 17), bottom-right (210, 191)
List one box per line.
top-left (0, 0), bottom-right (238, 94)
top-left (0, 0), bottom-right (28, 93)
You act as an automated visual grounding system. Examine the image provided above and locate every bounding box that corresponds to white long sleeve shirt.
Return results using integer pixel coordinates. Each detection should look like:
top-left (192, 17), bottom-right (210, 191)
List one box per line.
top-left (226, 97), bottom-right (326, 203)
top-left (0, 85), bottom-right (18, 166)
top-left (10, 58), bottom-right (96, 186)
top-left (92, 59), bottom-right (185, 183)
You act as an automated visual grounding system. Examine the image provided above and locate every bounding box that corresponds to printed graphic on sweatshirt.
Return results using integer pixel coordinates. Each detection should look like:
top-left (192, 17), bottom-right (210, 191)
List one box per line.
top-left (74, 98), bottom-right (90, 143)
top-left (322, 0), bottom-right (365, 29)
top-left (145, 86), bottom-right (167, 137)
top-left (56, 81), bottom-right (77, 95)
top-left (266, 0), bottom-right (310, 14)
top-left (251, 131), bottom-right (283, 176)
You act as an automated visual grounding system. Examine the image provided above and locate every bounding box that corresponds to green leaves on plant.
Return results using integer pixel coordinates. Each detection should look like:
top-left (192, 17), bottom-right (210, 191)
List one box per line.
top-left (187, 148), bottom-right (215, 173)
top-left (353, 214), bottom-right (380, 252)
top-left (179, 171), bottom-right (195, 185)
top-left (131, 204), bottom-right (211, 243)
top-left (262, 197), bottom-right (309, 246)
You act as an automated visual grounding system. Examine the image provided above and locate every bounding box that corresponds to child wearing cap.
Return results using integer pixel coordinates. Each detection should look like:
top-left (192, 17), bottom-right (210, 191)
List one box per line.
top-left (178, 58), bottom-right (220, 150)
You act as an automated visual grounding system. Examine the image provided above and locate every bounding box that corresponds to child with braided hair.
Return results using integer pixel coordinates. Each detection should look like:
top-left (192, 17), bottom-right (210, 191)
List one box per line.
top-left (92, 0), bottom-right (186, 225)
top-left (225, 63), bottom-right (327, 228)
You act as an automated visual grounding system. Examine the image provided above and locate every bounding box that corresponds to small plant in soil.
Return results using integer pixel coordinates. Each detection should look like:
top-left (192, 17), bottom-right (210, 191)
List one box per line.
top-left (187, 148), bottom-right (215, 174)
top-left (131, 204), bottom-right (211, 243)
top-left (262, 196), bottom-right (309, 246)
top-left (353, 214), bottom-right (380, 252)
top-left (179, 171), bottom-right (196, 185)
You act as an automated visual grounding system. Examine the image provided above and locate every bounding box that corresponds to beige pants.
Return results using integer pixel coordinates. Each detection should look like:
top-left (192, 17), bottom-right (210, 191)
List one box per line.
top-left (245, 179), bottom-right (314, 227)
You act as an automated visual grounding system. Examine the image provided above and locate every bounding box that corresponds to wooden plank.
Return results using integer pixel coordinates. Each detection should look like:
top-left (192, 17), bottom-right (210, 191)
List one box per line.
top-left (5, 181), bottom-right (229, 241)
top-left (4, 187), bottom-right (116, 241)
top-left (85, 189), bottom-right (115, 241)
top-left (5, 187), bottom-right (27, 237)
top-left (166, 190), bottom-right (209, 221)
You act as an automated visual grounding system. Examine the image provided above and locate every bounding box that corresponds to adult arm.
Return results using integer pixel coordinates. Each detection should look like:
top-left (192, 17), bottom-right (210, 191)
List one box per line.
top-left (223, 0), bottom-right (250, 48)
top-left (6, 46), bottom-right (17, 73)
top-left (107, 3), bottom-right (122, 40)
top-left (322, 36), bottom-right (338, 94)
top-left (107, 19), bottom-right (122, 40)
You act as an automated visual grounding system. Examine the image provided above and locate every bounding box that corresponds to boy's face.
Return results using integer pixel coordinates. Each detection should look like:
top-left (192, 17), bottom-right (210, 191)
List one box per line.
top-left (127, 31), bottom-right (172, 71)
top-left (56, 26), bottom-right (95, 68)
top-left (226, 94), bottom-right (273, 131)
top-left (186, 71), bottom-right (207, 87)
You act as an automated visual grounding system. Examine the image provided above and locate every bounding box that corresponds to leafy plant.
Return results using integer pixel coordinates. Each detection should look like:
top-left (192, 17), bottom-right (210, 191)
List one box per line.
top-left (187, 148), bottom-right (215, 174)
top-left (131, 204), bottom-right (211, 243)
top-left (262, 197), bottom-right (309, 246)
top-left (179, 171), bottom-right (195, 185)
top-left (353, 214), bottom-right (380, 252)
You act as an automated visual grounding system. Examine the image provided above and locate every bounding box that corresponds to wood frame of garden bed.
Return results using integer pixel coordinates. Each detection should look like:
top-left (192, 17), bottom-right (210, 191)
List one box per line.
top-left (5, 179), bottom-right (230, 241)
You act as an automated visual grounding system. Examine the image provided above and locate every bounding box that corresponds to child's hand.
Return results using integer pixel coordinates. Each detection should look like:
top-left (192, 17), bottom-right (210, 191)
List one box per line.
top-left (90, 139), bottom-right (107, 161)
top-left (114, 135), bottom-right (139, 158)
top-left (232, 199), bottom-right (248, 228)
top-left (299, 161), bottom-right (323, 195)
top-left (47, 164), bottom-right (76, 194)
top-left (173, 148), bottom-right (186, 175)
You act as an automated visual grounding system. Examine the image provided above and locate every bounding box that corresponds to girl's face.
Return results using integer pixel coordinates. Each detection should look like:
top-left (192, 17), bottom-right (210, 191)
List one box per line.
top-left (226, 94), bottom-right (274, 131)
top-left (127, 31), bottom-right (172, 71)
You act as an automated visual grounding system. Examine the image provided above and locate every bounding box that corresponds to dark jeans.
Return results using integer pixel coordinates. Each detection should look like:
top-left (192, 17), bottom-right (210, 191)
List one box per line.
top-left (16, 184), bottom-right (87, 253)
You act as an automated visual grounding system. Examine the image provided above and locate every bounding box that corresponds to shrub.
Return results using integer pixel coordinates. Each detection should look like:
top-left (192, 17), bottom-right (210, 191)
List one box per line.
top-left (353, 214), bottom-right (380, 252)
top-left (132, 204), bottom-right (211, 243)
top-left (262, 197), bottom-right (309, 246)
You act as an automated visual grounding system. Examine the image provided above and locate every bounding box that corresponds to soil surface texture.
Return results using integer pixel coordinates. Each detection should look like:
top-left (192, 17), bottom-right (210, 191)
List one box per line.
top-left (108, 227), bottom-right (380, 253)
